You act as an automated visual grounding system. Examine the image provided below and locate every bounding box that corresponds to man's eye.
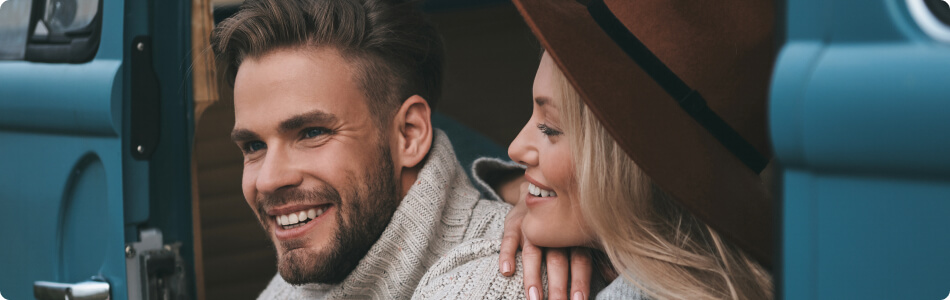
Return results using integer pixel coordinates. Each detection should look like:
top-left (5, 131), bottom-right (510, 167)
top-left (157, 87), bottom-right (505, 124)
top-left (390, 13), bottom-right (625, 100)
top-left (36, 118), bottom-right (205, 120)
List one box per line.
top-left (244, 141), bottom-right (266, 153)
top-left (304, 128), bottom-right (328, 139)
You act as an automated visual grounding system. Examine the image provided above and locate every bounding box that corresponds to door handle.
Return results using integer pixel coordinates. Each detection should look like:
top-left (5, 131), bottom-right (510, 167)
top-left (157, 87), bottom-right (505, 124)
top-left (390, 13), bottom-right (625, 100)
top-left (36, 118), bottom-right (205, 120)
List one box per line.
top-left (34, 278), bottom-right (110, 300)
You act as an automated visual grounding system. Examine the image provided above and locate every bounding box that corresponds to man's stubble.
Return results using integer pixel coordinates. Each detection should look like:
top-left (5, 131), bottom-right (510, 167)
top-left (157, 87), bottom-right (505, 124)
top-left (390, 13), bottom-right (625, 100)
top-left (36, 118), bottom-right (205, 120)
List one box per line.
top-left (255, 144), bottom-right (400, 285)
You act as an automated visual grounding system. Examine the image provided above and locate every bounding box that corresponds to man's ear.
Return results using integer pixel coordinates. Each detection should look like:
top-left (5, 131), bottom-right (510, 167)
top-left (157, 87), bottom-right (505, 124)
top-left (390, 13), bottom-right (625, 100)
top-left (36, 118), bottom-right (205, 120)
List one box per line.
top-left (391, 95), bottom-right (432, 169)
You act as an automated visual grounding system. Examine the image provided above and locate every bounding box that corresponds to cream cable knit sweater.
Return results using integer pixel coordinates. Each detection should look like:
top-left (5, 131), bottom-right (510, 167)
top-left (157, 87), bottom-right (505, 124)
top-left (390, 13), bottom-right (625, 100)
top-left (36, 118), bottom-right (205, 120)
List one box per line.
top-left (257, 130), bottom-right (526, 299)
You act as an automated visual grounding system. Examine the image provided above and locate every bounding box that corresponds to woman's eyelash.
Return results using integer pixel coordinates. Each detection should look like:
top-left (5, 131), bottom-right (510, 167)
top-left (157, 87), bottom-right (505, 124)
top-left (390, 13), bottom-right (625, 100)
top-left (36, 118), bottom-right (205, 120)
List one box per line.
top-left (537, 123), bottom-right (563, 136)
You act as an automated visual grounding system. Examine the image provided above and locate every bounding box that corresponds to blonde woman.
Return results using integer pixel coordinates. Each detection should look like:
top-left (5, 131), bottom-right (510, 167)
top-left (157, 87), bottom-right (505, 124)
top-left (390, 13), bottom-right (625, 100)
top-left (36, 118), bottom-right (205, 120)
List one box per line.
top-left (482, 0), bottom-right (778, 298)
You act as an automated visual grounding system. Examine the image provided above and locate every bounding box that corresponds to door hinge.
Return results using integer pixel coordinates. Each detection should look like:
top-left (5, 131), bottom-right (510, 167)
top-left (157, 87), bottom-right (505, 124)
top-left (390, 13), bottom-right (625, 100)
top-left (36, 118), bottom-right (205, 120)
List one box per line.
top-left (125, 228), bottom-right (188, 300)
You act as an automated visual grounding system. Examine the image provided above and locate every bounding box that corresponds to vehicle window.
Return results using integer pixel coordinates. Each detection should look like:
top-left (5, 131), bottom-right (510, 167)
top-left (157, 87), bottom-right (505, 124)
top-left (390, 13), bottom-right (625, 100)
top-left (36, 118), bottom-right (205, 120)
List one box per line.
top-left (0, 0), bottom-right (32, 60)
top-left (0, 0), bottom-right (102, 62)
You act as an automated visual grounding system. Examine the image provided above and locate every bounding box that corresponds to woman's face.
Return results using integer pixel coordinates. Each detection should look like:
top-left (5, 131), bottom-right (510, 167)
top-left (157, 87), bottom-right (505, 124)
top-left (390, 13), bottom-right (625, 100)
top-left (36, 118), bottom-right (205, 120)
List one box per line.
top-left (508, 52), bottom-right (594, 248)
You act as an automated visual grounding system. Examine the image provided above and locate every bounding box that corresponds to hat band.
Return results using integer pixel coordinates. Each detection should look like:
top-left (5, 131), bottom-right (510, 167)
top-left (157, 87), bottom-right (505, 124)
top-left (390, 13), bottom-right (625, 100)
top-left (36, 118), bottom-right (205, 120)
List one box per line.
top-left (587, 0), bottom-right (769, 173)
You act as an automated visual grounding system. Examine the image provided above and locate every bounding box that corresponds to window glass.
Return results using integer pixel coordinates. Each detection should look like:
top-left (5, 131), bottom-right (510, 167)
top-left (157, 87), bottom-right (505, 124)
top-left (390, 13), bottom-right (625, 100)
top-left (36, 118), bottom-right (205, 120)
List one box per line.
top-left (41, 0), bottom-right (99, 37)
top-left (0, 0), bottom-right (32, 60)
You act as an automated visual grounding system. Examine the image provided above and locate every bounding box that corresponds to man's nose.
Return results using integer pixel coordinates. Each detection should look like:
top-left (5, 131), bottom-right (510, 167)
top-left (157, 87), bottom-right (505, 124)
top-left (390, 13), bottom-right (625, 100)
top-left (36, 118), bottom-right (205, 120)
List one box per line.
top-left (508, 122), bottom-right (538, 166)
top-left (256, 146), bottom-right (303, 194)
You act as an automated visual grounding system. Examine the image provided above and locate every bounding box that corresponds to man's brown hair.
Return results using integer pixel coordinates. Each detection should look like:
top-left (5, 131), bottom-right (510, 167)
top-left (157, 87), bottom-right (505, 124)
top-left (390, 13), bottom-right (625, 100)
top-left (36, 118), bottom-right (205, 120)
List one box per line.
top-left (211, 0), bottom-right (444, 120)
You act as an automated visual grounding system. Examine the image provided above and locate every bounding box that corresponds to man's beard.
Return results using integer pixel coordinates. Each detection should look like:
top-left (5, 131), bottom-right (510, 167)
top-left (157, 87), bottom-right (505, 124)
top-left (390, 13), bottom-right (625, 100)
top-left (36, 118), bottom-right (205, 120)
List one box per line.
top-left (255, 146), bottom-right (400, 285)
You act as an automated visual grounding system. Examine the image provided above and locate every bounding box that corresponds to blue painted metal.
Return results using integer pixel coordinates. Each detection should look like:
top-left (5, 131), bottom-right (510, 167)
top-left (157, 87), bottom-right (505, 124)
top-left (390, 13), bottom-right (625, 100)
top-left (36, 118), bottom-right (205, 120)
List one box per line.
top-left (0, 0), bottom-right (197, 298)
top-left (772, 0), bottom-right (950, 298)
top-left (0, 60), bottom-right (122, 135)
top-left (0, 0), bottom-right (132, 298)
top-left (146, 0), bottom-right (199, 297)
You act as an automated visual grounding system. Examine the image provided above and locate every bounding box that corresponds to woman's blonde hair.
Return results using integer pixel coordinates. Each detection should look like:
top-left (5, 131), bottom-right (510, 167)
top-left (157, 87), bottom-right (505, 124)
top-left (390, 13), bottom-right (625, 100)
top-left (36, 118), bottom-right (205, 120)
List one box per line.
top-left (551, 64), bottom-right (773, 299)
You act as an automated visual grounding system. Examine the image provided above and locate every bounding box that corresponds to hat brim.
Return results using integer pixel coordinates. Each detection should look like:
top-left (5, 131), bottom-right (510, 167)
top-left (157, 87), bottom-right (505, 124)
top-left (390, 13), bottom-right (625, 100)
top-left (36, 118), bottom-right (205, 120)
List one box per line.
top-left (511, 0), bottom-right (773, 268)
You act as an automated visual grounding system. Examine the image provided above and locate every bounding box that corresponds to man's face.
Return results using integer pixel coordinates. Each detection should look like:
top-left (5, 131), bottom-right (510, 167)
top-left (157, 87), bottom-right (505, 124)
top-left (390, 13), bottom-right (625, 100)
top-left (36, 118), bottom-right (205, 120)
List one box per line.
top-left (231, 47), bottom-right (401, 284)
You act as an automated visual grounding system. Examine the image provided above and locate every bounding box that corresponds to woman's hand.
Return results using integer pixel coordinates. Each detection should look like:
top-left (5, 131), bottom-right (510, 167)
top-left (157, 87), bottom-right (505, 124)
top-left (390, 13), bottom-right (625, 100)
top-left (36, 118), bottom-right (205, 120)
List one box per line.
top-left (498, 181), bottom-right (593, 300)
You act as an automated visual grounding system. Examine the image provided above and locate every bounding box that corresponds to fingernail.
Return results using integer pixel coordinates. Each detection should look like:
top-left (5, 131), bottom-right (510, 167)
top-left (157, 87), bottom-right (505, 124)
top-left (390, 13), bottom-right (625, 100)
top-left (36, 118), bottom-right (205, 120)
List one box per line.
top-left (573, 291), bottom-right (584, 300)
top-left (503, 261), bottom-right (511, 274)
top-left (529, 286), bottom-right (539, 300)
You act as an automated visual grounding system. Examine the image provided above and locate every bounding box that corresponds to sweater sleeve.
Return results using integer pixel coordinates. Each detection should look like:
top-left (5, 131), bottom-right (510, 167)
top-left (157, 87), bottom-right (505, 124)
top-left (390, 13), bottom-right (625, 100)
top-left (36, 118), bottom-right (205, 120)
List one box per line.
top-left (410, 238), bottom-right (528, 300)
top-left (411, 198), bottom-right (532, 299)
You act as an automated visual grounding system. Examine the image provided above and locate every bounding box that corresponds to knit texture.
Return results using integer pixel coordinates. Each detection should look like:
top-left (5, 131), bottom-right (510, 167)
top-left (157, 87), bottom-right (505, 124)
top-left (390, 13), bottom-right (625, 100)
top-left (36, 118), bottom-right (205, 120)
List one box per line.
top-left (596, 277), bottom-right (646, 300)
top-left (257, 130), bottom-right (525, 299)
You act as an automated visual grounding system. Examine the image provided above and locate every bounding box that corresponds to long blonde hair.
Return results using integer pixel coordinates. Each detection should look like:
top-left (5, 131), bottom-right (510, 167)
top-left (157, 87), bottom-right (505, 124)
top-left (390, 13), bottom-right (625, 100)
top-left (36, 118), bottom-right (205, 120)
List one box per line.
top-left (552, 65), bottom-right (773, 299)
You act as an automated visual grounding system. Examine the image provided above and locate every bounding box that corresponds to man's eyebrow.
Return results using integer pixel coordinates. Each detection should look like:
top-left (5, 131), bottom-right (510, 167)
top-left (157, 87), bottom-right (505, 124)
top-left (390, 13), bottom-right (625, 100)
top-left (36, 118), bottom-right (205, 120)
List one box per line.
top-left (230, 128), bottom-right (259, 143)
top-left (278, 110), bottom-right (339, 134)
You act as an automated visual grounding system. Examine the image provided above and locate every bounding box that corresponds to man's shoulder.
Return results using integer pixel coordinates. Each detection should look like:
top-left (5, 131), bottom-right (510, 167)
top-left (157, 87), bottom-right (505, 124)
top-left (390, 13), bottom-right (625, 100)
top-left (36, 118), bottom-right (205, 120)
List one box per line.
top-left (409, 198), bottom-right (524, 300)
top-left (411, 238), bottom-right (525, 299)
top-left (463, 198), bottom-right (512, 240)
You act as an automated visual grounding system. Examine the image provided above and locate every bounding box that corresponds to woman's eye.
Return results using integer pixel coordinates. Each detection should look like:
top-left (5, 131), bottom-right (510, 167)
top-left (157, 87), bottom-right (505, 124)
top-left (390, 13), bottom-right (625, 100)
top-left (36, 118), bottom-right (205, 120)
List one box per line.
top-left (304, 128), bottom-right (328, 139)
top-left (537, 123), bottom-right (563, 136)
top-left (244, 141), bottom-right (266, 153)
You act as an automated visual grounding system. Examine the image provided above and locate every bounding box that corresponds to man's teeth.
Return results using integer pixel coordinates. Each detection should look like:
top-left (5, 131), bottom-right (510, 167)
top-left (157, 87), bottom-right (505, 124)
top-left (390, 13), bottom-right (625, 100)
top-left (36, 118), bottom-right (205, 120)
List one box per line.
top-left (527, 183), bottom-right (557, 197)
top-left (276, 207), bottom-right (325, 227)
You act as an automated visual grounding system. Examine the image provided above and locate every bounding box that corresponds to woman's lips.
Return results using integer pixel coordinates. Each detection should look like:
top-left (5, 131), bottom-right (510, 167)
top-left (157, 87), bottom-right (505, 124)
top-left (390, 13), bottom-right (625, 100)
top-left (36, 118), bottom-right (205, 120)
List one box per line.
top-left (524, 193), bottom-right (554, 207)
top-left (523, 175), bottom-right (558, 207)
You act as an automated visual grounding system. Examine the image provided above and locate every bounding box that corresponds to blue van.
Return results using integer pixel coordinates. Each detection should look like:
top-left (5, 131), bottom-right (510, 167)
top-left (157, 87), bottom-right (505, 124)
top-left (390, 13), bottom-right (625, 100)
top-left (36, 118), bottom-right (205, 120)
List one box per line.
top-left (1, 0), bottom-right (948, 299)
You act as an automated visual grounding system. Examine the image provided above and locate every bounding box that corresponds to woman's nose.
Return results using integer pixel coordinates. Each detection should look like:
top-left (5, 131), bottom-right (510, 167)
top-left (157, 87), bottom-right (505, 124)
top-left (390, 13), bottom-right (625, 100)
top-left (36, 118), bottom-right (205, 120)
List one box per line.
top-left (508, 122), bottom-right (538, 166)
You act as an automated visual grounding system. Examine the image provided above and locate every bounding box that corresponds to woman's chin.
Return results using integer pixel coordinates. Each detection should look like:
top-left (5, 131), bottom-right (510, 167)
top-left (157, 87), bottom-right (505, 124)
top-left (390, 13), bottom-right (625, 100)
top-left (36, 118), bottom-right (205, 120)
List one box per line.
top-left (522, 214), bottom-right (589, 248)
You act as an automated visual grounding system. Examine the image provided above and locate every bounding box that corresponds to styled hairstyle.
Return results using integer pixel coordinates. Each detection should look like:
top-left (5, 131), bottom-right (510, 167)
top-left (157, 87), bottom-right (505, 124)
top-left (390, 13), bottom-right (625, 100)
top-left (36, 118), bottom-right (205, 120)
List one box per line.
top-left (553, 63), bottom-right (773, 299)
top-left (210, 0), bottom-right (444, 122)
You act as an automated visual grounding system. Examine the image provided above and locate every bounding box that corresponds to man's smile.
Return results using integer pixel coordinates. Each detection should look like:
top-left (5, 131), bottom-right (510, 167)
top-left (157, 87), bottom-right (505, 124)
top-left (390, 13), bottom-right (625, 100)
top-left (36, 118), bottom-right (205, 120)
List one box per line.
top-left (265, 203), bottom-right (336, 240)
top-left (275, 206), bottom-right (327, 229)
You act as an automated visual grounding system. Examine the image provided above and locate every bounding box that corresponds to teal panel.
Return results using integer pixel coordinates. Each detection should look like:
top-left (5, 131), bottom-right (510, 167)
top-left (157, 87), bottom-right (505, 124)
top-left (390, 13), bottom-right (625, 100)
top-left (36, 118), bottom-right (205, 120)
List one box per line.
top-left (779, 169), bottom-right (817, 300)
top-left (781, 170), bottom-right (950, 300)
top-left (773, 0), bottom-right (950, 298)
top-left (60, 155), bottom-right (111, 283)
top-left (801, 44), bottom-right (950, 177)
top-left (0, 132), bottom-right (127, 300)
top-left (0, 60), bottom-right (121, 136)
top-left (813, 174), bottom-right (950, 299)
top-left (769, 41), bottom-right (825, 166)
top-left (829, 0), bottom-right (905, 42)
top-left (0, 0), bottom-right (141, 299)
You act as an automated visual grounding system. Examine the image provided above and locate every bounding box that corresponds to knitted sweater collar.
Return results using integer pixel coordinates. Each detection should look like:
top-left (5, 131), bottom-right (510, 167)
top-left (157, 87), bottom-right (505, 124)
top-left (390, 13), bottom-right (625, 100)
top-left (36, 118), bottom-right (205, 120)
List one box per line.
top-left (286, 129), bottom-right (481, 298)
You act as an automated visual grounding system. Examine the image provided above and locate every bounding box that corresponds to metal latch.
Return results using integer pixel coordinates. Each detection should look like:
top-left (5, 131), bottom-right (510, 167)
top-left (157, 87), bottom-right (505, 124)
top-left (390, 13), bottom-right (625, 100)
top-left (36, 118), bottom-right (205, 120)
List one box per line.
top-left (126, 228), bottom-right (188, 300)
top-left (34, 277), bottom-right (110, 300)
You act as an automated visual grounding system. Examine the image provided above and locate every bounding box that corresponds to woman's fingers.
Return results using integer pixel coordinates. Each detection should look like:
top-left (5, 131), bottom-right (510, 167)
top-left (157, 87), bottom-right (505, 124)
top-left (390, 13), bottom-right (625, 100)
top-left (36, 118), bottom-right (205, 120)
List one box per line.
top-left (569, 247), bottom-right (593, 300)
top-left (545, 248), bottom-right (571, 300)
top-left (499, 203), bottom-right (526, 276)
top-left (521, 236), bottom-right (544, 300)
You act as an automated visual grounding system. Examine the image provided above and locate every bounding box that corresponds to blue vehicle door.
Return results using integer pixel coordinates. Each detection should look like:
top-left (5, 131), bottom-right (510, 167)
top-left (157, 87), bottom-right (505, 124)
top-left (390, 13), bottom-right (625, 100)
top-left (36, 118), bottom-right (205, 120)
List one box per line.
top-left (0, 0), bottom-right (196, 299)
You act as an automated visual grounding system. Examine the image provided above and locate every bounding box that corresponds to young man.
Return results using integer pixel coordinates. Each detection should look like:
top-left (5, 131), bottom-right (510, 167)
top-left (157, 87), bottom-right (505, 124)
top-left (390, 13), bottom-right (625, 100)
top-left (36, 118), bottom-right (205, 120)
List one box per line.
top-left (212, 0), bottom-right (527, 298)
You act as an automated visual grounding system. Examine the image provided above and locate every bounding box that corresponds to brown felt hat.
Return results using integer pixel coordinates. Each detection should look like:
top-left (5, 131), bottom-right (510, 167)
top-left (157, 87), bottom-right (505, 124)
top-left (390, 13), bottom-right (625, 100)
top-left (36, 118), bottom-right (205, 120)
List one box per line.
top-left (511, 0), bottom-right (777, 267)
